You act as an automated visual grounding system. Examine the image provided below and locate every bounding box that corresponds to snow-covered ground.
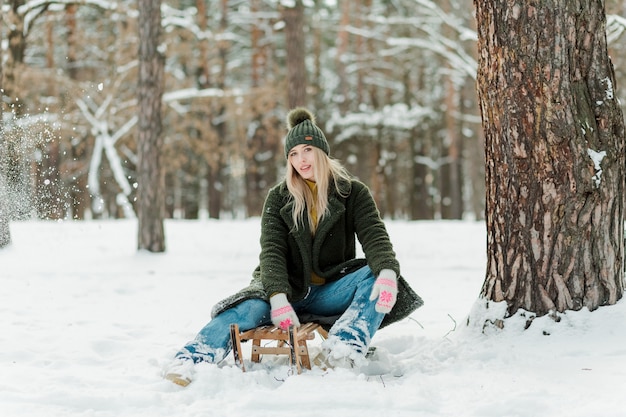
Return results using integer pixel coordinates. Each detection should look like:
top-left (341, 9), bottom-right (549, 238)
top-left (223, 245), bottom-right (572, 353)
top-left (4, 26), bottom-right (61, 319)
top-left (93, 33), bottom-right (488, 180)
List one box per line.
top-left (1, 219), bottom-right (624, 417)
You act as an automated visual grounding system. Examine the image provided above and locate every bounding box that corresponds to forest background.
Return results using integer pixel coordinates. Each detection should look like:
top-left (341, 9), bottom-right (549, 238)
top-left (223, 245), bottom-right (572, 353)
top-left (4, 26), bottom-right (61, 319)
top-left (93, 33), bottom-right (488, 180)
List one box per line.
top-left (3, 0), bottom-right (626, 223)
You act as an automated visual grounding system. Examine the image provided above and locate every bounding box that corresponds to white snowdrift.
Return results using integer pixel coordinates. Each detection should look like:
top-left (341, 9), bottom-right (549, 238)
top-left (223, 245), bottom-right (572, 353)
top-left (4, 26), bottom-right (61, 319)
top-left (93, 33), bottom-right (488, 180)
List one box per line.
top-left (1, 219), bottom-right (624, 417)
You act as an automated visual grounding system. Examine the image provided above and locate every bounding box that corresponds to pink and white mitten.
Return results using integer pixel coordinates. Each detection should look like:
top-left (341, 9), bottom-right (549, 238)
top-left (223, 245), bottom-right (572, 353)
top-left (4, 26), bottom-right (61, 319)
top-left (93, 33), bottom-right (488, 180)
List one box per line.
top-left (369, 269), bottom-right (398, 314)
top-left (269, 293), bottom-right (301, 330)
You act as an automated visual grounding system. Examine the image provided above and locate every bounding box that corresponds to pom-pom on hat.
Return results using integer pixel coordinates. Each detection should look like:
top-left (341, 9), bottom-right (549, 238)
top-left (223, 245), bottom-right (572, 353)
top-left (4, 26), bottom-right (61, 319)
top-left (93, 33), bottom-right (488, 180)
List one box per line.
top-left (284, 108), bottom-right (330, 158)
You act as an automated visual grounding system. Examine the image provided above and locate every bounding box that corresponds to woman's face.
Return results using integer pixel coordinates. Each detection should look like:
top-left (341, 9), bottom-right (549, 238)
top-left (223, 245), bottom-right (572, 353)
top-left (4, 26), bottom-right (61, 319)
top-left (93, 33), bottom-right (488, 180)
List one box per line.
top-left (288, 144), bottom-right (316, 181)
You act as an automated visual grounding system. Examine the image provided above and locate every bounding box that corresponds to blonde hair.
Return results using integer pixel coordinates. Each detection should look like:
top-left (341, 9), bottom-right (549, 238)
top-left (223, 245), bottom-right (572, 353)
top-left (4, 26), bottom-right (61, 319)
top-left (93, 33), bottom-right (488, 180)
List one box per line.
top-left (286, 147), bottom-right (351, 232)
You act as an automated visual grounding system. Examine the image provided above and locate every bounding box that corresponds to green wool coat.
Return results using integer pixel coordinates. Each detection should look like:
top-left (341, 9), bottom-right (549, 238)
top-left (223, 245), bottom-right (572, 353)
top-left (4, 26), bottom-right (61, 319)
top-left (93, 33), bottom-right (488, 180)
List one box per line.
top-left (211, 178), bottom-right (423, 329)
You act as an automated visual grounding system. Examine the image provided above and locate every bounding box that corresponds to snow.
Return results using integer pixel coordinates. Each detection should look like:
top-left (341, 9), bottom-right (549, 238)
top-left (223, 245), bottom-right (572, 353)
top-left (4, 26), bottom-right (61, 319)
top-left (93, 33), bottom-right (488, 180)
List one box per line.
top-left (587, 148), bottom-right (607, 188)
top-left (603, 77), bottom-right (615, 100)
top-left (1, 219), bottom-right (625, 417)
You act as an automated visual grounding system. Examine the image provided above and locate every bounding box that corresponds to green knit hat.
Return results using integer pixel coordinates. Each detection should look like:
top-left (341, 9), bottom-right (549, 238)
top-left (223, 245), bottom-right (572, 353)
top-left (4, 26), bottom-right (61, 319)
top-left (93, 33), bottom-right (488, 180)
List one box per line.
top-left (284, 108), bottom-right (330, 158)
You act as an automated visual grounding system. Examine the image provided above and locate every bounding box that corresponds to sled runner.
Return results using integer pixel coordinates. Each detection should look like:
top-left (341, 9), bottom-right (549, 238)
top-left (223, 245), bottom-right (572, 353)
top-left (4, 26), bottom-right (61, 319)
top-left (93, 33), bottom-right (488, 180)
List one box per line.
top-left (230, 323), bottom-right (328, 374)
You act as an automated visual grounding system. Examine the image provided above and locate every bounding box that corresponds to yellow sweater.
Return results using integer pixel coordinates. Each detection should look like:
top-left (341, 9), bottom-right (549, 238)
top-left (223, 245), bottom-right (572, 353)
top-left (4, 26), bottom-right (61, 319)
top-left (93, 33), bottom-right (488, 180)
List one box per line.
top-left (305, 180), bottom-right (325, 285)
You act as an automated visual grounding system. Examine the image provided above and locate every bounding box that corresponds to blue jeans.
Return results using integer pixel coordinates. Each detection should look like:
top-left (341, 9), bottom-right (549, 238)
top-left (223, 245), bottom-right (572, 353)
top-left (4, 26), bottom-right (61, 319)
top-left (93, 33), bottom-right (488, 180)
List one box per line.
top-left (176, 265), bottom-right (385, 364)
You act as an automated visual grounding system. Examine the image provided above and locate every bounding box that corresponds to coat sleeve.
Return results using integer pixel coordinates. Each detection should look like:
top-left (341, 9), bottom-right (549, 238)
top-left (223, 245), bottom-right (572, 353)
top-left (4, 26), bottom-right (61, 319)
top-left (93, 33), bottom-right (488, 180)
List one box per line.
top-left (351, 181), bottom-right (400, 277)
top-left (258, 186), bottom-right (294, 299)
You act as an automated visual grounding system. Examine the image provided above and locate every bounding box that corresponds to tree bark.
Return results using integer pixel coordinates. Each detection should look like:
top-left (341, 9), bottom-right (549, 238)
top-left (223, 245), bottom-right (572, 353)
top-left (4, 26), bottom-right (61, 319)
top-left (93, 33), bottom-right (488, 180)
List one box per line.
top-left (475, 0), bottom-right (625, 317)
top-left (137, 0), bottom-right (165, 252)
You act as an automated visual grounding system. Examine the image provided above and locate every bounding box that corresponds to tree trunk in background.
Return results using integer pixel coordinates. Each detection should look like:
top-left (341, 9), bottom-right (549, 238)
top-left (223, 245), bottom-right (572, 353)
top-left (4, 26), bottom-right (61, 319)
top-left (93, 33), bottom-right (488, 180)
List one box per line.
top-left (0, 172), bottom-right (9, 247)
top-left (440, 0), bottom-right (464, 221)
top-left (5, 0), bottom-right (32, 219)
top-left (335, 0), bottom-right (350, 114)
top-left (0, 144), bottom-right (9, 246)
top-left (250, 0), bottom-right (263, 89)
top-left (36, 12), bottom-right (64, 220)
top-left (137, 0), bottom-right (165, 252)
top-left (245, 0), bottom-right (266, 217)
top-left (0, 0), bottom-right (11, 247)
top-left (311, 2), bottom-right (323, 112)
top-left (194, 0), bottom-right (210, 220)
top-left (283, 0), bottom-right (307, 108)
top-left (5, 0), bottom-right (25, 111)
top-left (207, 0), bottom-right (229, 219)
top-left (440, 72), bottom-right (463, 220)
top-left (410, 132), bottom-right (433, 220)
top-left (410, 63), bottom-right (434, 220)
top-left (369, 139), bottom-right (384, 215)
top-left (462, 76), bottom-right (485, 221)
top-left (65, 3), bottom-right (87, 220)
top-left (355, 0), bottom-right (365, 108)
top-left (475, 1), bottom-right (625, 318)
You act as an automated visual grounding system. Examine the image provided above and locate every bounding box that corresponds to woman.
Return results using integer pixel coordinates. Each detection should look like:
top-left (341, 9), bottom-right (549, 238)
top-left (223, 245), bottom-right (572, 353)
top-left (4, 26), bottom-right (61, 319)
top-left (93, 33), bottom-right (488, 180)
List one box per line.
top-left (165, 108), bottom-right (423, 386)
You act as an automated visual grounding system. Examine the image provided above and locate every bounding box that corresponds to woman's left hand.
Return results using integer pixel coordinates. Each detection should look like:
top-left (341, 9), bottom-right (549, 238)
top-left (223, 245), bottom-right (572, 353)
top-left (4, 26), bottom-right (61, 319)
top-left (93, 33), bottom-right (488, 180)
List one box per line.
top-left (369, 269), bottom-right (398, 314)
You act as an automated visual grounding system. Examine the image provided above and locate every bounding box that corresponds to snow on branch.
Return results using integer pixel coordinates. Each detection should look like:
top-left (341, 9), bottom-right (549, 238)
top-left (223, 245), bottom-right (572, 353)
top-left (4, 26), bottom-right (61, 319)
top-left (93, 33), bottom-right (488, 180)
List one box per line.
top-left (17, 0), bottom-right (118, 35)
top-left (163, 87), bottom-right (246, 115)
top-left (76, 99), bottom-right (136, 218)
top-left (17, 0), bottom-right (117, 12)
top-left (384, 0), bottom-right (478, 80)
top-left (327, 104), bottom-right (432, 144)
top-left (414, 0), bottom-right (473, 38)
top-left (163, 88), bottom-right (226, 102)
top-left (161, 3), bottom-right (211, 41)
top-left (386, 34), bottom-right (476, 81)
top-left (607, 14), bottom-right (626, 44)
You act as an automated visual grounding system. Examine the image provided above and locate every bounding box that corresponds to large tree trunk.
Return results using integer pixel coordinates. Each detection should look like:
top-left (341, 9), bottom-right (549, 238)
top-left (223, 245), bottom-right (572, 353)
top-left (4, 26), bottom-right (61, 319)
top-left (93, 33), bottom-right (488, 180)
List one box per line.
top-left (137, 0), bottom-right (165, 252)
top-left (475, 0), bottom-right (625, 318)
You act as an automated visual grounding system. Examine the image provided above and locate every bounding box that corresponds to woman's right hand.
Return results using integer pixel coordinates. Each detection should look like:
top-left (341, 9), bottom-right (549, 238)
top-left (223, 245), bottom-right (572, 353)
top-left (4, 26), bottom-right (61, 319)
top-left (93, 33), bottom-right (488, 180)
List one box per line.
top-left (269, 293), bottom-right (301, 330)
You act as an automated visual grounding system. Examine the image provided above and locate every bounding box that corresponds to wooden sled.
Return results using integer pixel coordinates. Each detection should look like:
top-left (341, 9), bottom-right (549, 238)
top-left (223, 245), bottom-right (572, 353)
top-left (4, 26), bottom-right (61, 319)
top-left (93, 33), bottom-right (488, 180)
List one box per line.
top-left (230, 323), bottom-right (328, 374)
